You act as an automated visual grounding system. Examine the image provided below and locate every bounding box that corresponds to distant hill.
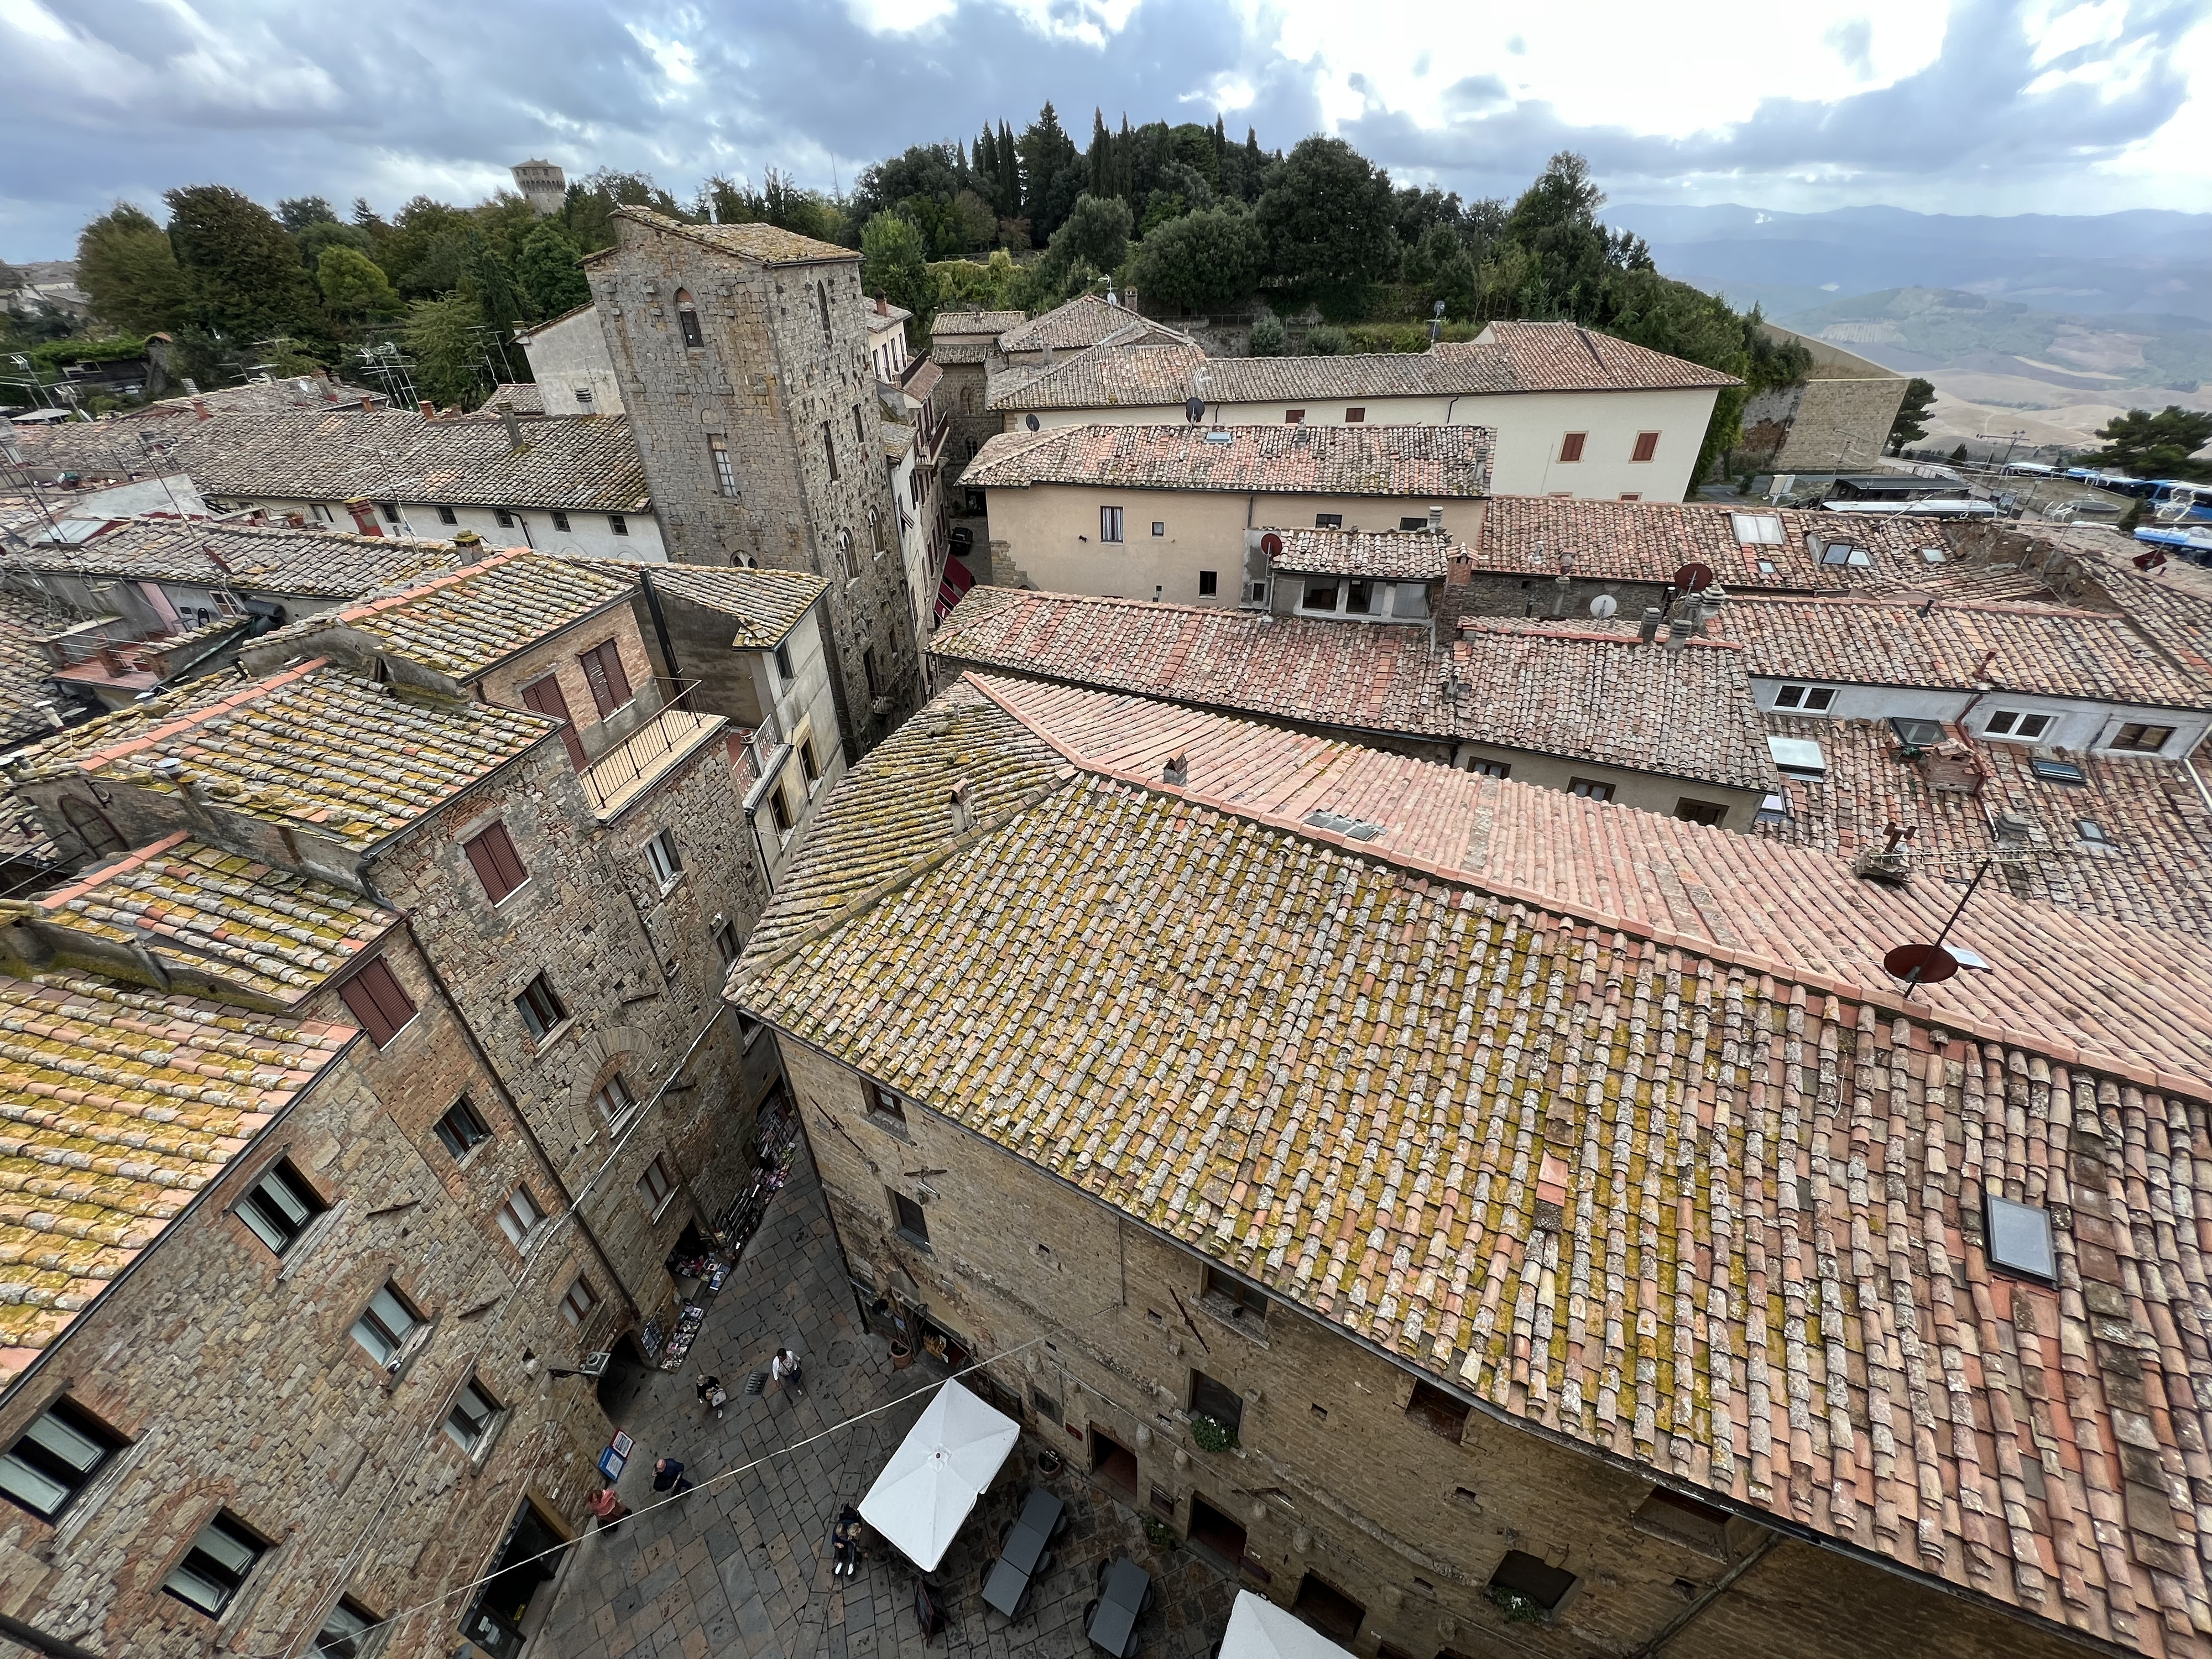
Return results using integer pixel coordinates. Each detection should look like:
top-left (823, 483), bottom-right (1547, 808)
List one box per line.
top-left (1608, 204), bottom-right (2212, 322)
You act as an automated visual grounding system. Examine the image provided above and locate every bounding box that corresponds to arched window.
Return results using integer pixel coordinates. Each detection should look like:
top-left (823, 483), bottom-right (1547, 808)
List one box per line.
top-left (837, 527), bottom-right (858, 581)
top-left (816, 282), bottom-right (832, 341)
top-left (674, 289), bottom-right (703, 349)
top-left (868, 507), bottom-right (886, 557)
top-left (58, 795), bottom-right (124, 859)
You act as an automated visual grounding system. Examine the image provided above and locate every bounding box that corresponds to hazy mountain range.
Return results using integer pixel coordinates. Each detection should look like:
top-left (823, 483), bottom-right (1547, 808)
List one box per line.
top-left (1610, 204), bottom-right (2212, 453)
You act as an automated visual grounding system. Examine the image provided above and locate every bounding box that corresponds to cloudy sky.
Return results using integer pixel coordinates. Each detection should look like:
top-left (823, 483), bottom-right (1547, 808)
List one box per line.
top-left (2, 0), bottom-right (2208, 258)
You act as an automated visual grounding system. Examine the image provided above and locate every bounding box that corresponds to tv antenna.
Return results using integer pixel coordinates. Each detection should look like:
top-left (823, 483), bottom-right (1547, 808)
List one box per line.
top-left (1882, 855), bottom-right (1996, 993)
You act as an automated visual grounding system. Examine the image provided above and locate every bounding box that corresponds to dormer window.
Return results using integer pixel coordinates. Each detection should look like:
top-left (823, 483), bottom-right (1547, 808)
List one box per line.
top-left (675, 289), bottom-right (703, 349)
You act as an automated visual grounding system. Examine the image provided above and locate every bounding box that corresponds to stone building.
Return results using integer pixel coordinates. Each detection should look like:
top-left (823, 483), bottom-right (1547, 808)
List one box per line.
top-left (737, 672), bottom-right (2212, 1659)
top-left (926, 309), bottom-right (1027, 508)
top-left (1739, 326), bottom-right (1910, 474)
top-left (586, 208), bottom-right (925, 757)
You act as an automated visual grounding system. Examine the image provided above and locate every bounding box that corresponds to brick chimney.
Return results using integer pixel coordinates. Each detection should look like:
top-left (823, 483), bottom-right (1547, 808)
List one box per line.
top-left (191, 398), bottom-right (210, 419)
top-left (497, 402), bottom-right (529, 452)
top-left (876, 293), bottom-right (888, 316)
top-left (359, 397), bottom-right (373, 412)
top-left (451, 529), bottom-right (487, 565)
top-left (419, 400), bottom-right (435, 419)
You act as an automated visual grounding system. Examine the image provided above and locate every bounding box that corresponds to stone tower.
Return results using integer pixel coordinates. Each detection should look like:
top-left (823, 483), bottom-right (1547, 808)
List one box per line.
top-left (511, 159), bottom-right (567, 216)
top-left (588, 208), bottom-right (922, 755)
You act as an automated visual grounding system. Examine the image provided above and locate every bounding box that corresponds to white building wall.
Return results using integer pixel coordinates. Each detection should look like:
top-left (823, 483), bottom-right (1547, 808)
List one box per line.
top-left (1009, 385), bottom-right (1719, 502)
top-left (743, 604), bottom-right (847, 889)
top-left (220, 497), bottom-right (665, 561)
top-left (888, 445), bottom-right (935, 646)
top-left (1749, 676), bottom-right (2212, 758)
top-left (518, 307), bottom-right (627, 417)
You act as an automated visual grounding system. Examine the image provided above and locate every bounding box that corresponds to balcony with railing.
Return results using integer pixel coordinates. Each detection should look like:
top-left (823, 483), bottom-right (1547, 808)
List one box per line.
top-left (580, 679), bottom-right (725, 817)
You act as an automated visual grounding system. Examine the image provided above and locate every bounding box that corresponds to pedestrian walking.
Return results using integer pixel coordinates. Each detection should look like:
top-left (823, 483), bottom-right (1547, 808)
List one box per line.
top-left (651, 1457), bottom-right (695, 1496)
top-left (771, 1347), bottom-right (804, 1399)
top-left (695, 1373), bottom-right (727, 1421)
top-left (587, 1486), bottom-right (630, 1526)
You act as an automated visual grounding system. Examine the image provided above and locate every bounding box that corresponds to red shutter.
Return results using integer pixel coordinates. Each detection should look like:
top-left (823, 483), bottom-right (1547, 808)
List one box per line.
top-left (340, 959), bottom-right (416, 1046)
top-left (1632, 431), bottom-right (1660, 462)
top-left (464, 823), bottom-right (527, 901)
top-left (520, 674), bottom-right (587, 769)
top-left (1559, 432), bottom-right (1586, 463)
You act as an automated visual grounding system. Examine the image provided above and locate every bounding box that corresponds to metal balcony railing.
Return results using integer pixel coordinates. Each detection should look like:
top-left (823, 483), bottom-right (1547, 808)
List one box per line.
top-left (581, 680), bottom-right (721, 813)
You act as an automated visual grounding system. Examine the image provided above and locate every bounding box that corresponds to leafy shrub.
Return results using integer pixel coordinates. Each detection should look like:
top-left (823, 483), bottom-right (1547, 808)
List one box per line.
top-left (1188, 1412), bottom-right (1237, 1453)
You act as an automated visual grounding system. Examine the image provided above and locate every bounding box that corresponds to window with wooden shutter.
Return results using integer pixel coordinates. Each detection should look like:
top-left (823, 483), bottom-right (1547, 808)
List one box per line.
top-left (1631, 430), bottom-right (1660, 462)
top-left (577, 640), bottom-right (633, 721)
top-left (463, 822), bottom-right (528, 902)
top-left (338, 958), bottom-right (417, 1046)
top-left (519, 674), bottom-right (587, 770)
top-left (1558, 432), bottom-right (1586, 463)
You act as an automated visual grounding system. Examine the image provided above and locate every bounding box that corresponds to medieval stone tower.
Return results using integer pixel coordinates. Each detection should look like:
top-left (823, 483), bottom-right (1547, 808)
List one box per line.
top-left (589, 208), bottom-right (922, 755)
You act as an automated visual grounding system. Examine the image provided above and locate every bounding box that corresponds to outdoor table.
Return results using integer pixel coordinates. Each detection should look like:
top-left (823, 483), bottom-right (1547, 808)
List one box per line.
top-left (1001, 1488), bottom-right (1061, 1576)
top-left (982, 1556), bottom-right (1029, 1617)
top-left (1088, 1556), bottom-right (1150, 1656)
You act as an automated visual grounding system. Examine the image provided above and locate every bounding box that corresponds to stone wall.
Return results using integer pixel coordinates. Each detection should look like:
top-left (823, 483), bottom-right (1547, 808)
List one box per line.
top-left (780, 1040), bottom-right (2101, 1659)
top-left (1741, 377), bottom-right (1911, 474)
top-left (0, 942), bottom-right (610, 1657)
top-left (592, 220), bottom-right (924, 758)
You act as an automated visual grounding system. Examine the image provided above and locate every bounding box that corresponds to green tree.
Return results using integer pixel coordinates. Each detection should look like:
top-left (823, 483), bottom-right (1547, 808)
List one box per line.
top-left (2089, 405), bottom-right (2212, 481)
top-left (403, 294), bottom-right (489, 408)
top-left (295, 219), bottom-right (374, 269)
top-left (1304, 324), bottom-right (1349, 356)
top-left (514, 221), bottom-right (590, 320)
top-left (278, 196), bottom-right (339, 232)
top-left (1246, 309), bottom-right (1288, 356)
top-left (861, 212), bottom-right (935, 335)
top-left (1255, 137), bottom-right (1398, 317)
top-left (165, 184), bottom-right (329, 347)
top-left (75, 203), bottom-right (187, 334)
top-left (1017, 102), bottom-right (1081, 241)
top-left (1047, 194), bottom-right (1132, 277)
top-left (1888, 377), bottom-right (1937, 455)
top-left (1130, 207), bottom-right (1263, 314)
top-left (316, 245), bottom-right (400, 320)
top-left (1501, 152), bottom-right (1651, 323)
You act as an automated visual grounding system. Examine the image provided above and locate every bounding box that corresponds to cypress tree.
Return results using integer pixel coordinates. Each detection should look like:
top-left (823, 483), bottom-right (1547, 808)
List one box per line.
top-left (1089, 108), bottom-right (1112, 196)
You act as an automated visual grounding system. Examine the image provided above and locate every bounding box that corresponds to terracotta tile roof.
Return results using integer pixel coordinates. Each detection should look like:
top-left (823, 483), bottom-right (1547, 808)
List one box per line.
top-left (613, 206), bottom-right (855, 266)
top-left (32, 833), bottom-right (398, 1004)
top-left (123, 377), bottom-right (389, 420)
top-left (858, 298), bottom-right (913, 328)
top-left (1472, 497), bottom-right (1953, 592)
top-left (639, 565), bottom-right (827, 649)
top-left (0, 963), bottom-right (349, 1383)
top-left (932, 310), bottom-right (1027, 339)
top-left (927, 342), bottom-right (992, 366)
top-left (9, 409), bottom-right (651, 512)
top-left (486, 382), bottom-right (546, 415)
top-left (11, 661), bottom-right (554, 849)
top-left (3, 517), bottom-right (464, 600)
top-left (963, 422), bottom-right (1493, 498)
top-left (737, 674), bottom-right (2212, 1656)
top-left (1720, 595), bottom-right (2212, 708)
top-left (0, 589), bottom-right (62, 749)
top-left (258, 549), bottom-right (632, 681)
top-left (930, 588), bottom-right (1772, 791)
top-left (1756, 713), bottom-right (2212, 936)
top-left (996, 295), bottom-right (1192, 354)
top-left (1452, 319), bottom-right (1743, 390)
top-left (1269, 525), bottom-right (1451, 580)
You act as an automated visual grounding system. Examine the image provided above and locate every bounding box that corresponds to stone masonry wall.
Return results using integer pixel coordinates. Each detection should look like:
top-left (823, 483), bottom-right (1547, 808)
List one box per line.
top-left (779, 1039), bottom-right (2103, 1659)
top-left (1741, 375), bottom-right (1911, 474)
top-left (593, 221), bottom-right (922, 759)
top-left (0, 937), bottom-right (610, 1658)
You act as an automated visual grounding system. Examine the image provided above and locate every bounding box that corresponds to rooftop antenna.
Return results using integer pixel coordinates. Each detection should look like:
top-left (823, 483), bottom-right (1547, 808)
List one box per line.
top-left (1429, 300), bottom-right (1446, 345)
top-left (1882, 855), bottom-right (1996, 994)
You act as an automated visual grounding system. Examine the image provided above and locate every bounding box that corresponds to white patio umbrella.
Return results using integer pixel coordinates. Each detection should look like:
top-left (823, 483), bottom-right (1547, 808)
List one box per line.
top-left (858, 1380), bottom-right (1021, 1571)
top-left (1219, 1590), bottom-right (1359, 1659)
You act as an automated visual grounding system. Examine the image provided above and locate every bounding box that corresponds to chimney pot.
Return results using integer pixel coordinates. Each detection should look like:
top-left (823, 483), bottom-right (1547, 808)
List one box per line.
top-left (418, 400), bottom-right (435, 419)
top-left (876, 292), bottom-right (888, 316)
top-left (451, 529), bottom-right (486, 565)
top-left (1427, 505), bottom-right (1444, 534)
top-left (948, 778), bottom-right (974, 835)
top-left (497, 403), bottom-right (528, 451)
top-left (191, 398), bottom-right (210, 419)
top-left (359, 396), bottom-right (373, 412)
top-left (1164, 750), bottom-right (1188, 787)
top-left (1637, 605), bottom-right (1662, 646)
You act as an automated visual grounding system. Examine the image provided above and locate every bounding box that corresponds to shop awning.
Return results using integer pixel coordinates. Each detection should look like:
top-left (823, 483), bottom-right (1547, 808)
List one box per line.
top-left (1219, 1590), bottom-right (1359, 1659)
top-left (935, 553), bottom-right (976, 622)
top-left (858, 1381), bottom-right (1020, 1571)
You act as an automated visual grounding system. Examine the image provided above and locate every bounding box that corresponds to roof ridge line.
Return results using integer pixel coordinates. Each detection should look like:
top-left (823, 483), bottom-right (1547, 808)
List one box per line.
top-left (336, 547), bottom-right (533, 621)
top-left (71, 657), bottom-right (335, 772)
top-left (35, 831), bottom-right (192, 910)
top-left (962, 672), bottom-right (2204, 1099)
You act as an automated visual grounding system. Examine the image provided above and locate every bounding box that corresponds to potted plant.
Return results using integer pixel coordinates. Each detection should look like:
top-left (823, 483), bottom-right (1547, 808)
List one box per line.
top-left (889, 1338), bottom-right (913, 1369)
top-left (1188, 1412), bottom-right (1238, 1453)
top-left (1486, 1585), bottom-right (1547, 1625)
top-left (1037, 1447), bottom-right (1063, 1476)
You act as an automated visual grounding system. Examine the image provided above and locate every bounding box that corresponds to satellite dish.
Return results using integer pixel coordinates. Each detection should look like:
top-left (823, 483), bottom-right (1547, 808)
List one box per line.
top-left (1186, 396), bottom-right (1205, 424)
top-left (1882, 942), bottom-right (1959, 986)
top-left (1589, 595), bottom-right (1619, 619)
top-left (1024, 414), bottom-right (1041, 431)
top-left (1259, 532), bottom-right (1284, 559)
top-left (1673, 562), bottom-right (1717, 593)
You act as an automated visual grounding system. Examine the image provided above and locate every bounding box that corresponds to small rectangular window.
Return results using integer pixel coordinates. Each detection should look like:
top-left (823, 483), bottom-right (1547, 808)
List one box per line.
top-left (645, 830), bottom-right (681, 889)
top-left (773, 641), bottom-right (795, 682)
top-left (799, 739), bottom-right (819, 782)
top-left (1344, 580), bottom-right (1372, 615)
top-left (1343, 407), bottom-right (1365, 422)
top-left (462, 822), bottom-right (529, 903)
top-left (608, 514), bottom-right (629, 536)
top-left (1674, 799), bottom-right (1728, 827)
top-left (1249, 581), bottom-right (1268, 603)
top-left (1313, 513), bottom-right (1342, 529)
top-left (711, 436), bottom-right (739, 498)
top-left (867, 1081), bottom-right (906, 1125)
top-left (1618, 492), bottom-right (1641, 502)
top-left (351, 1284), bottom-right (421, 1368)
top-left (1151, 520), bottom-right (1165, 536)
top-left (0, 1400), bottom-right (123, 1523)
top-left (1201, 1265), bottom-right (1266, 1323)
top-left (2031, 757), bottom-right (2087, 785)
top-left (236, 1159), bottom-right (324, 1257)
top-left (379, 502), bottom-right (400, 524)
top-left (515, 973), bottom-right (567, 1040)
top-left (2113, 723), bottom-right (2176, 752)
top-left (315, 1598), bottom-right (382, 1657)
top-left (494, 508), bottom-right (515, 529)
top-left (1631, 431), bottom-right (1660, 463)
top-left (768, 789), bottom-right (794, 835)
top-left (679, 306), bottom-right (704, 348)
top-left (1985, 710), bottom-right (2052, 741)
top-left (638, 1157), bottom-right (675, 1212)
top-left (863, 647), bottom-right (881, 699)
top-left (1568, 778), bottom-right (1617, 801)
top-left (164, 1511), bottom-right (265, 1616)
top-left (713, 920), bottom-right (742, 965)
top-left (1301, 579), bottom-right (1339, 612)
top-left (893, 1190), bottom-right (930, 1244)
top-left (444, 1380), bottom-right (500, 1454)
top-left (1730, 512), bottom-right (1785, 545)
top-left (1987, 1191), bottom-right (2057, 1279)
top-left (854, 405), bottom-right (868, 450)
top-left (737, 1012), bottom-right (767, 1048)
top-left (337, 958), bottom-right (418, 1047)
top-left (1772, 685), bottom-right (1837, 712)
top-left (562, 1276), bottom-right (597, 1328)
top-left (1488, 1549), bottom-right (1577, 1615)
top-left (1099, 505), bottom-right (1125, 542)
top-left (1400, 516), bottom-right (1428, 531)
top-left (1284, 409), bottom-right (1305, 424)
top-left (1464, 757), bottom-right (1510, 779)
top-left (1197, 571), bottom-right (1218, 597)
top-left (1405, 1380), bottom-right (1469, 1439)
top-left (434, 1097), bottom-right (491, 1160)
top-left (594, 1072), bottom-right (637, 1131)
top-left (436, 505), bottom-right (458, 525)
top-left (550, 510), bottom-right (571, 533)
top-left (2078, 818), bottom-right (2111, 844)
top-left (1190, 1370), bottom-right (1244, 1440)
top-left (498, 1186), bottom-right (542, 1248)
top-left (1558, 432), bottom-right (1586, 463)
top-left (821, 422), bottom-right (839, 481)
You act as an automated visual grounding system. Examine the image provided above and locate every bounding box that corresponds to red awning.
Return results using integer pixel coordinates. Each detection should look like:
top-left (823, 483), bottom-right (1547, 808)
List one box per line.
top-left (934, 555), bottom-right (976, 622)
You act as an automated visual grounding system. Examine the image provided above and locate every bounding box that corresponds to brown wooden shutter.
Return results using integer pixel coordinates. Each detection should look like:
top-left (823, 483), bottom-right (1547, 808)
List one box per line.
top-left (1559, 432), bottom-right (1586, 463)
top-left (340, 959), bottom-right (416, 1046)
top-left (592, 640), bottom-right (634, 709)
top-left (1632, 431), bottom-right (1660, 462)
top-left (463, 822), bottom-right (527, 901)
top-left (520, 674), bottom-right (587, 769)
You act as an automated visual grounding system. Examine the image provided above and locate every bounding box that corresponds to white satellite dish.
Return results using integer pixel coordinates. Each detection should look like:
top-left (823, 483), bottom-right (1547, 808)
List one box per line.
top-left (1589, 595), bottom-right (1619, 619)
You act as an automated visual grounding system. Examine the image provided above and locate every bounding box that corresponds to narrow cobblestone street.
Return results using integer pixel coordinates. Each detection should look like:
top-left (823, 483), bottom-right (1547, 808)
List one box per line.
top-left (531, 1141), bottom-right (1237, 1659)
